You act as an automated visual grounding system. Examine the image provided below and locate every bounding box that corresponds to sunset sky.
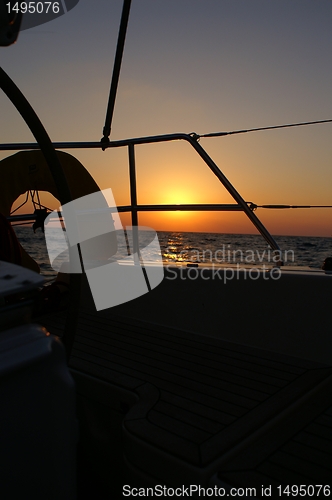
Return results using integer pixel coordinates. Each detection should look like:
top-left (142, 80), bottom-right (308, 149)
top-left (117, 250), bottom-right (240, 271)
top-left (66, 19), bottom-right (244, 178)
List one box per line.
top-left (1, 0), bottom-right (332, 236)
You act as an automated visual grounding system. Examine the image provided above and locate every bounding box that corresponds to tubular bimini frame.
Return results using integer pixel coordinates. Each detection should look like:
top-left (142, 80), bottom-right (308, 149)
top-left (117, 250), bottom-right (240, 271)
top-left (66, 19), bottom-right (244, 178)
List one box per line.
top-left (1, 133), bottom-right (281, 252)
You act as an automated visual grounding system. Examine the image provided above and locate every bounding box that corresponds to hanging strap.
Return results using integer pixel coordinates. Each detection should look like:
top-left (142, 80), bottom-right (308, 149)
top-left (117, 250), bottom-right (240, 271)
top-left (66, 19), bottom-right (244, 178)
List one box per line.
top-left (101, 0), bottom-right (132, 148)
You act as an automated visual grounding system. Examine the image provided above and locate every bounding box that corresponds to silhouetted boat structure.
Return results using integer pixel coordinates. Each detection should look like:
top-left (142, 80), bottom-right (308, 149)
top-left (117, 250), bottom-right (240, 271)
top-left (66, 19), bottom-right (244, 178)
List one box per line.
top-left (40, 268), bottom-right (332, 497)
top-left (1, 1), bottom-right (332, 498)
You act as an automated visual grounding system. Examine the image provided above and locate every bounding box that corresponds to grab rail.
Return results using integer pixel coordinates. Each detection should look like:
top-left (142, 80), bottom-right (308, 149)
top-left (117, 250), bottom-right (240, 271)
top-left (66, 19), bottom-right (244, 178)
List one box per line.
top-left (1, 132), bottom-right (280, 251)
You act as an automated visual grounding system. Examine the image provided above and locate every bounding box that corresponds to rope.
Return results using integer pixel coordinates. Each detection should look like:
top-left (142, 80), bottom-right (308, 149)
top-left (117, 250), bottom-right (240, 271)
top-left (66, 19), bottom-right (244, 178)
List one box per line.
top-left (249, 203), bottom-right (332, 210)
top-left (197, 119), bottom-right (332, 139)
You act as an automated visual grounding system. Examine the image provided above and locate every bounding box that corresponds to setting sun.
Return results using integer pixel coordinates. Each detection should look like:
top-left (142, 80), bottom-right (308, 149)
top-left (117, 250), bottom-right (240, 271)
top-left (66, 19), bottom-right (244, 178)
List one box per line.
top-left (159, 188), bottom-right (195, 205)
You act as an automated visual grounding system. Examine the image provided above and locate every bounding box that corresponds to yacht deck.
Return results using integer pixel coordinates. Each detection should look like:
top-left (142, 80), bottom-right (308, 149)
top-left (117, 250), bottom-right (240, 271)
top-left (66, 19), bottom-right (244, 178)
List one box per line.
top-left (41, 298), bottom-right (332, 489)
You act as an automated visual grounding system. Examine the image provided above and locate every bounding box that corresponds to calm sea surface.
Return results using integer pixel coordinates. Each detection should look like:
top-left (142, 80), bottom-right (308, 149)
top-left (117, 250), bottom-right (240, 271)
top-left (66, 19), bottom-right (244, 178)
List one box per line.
top-left (14, 226), bottom-right (332, 278)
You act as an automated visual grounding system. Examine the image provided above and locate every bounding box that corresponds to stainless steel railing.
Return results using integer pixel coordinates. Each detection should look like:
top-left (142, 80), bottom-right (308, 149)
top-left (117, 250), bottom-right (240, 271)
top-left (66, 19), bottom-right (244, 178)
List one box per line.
top-left (1, 132), bottom-right (280, 251)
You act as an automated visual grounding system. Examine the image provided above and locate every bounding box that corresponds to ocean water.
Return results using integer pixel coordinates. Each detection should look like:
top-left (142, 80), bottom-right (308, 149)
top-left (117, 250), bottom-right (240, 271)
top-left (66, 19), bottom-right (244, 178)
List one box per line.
top-left (13, 226), bottom-right (332, 278)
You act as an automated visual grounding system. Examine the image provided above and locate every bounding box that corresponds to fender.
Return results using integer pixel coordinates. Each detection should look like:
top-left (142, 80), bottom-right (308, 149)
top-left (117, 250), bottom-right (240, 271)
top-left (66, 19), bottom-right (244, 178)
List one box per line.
top-left (0, 150), bottom-right (108, 272)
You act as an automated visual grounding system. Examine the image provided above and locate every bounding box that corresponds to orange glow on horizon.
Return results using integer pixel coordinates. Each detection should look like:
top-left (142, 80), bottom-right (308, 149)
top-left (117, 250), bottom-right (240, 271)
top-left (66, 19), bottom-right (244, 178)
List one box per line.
top-left (11, 190), bottom-right (332, 237)
top-left (3, 1), bottom-right (332, 241)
